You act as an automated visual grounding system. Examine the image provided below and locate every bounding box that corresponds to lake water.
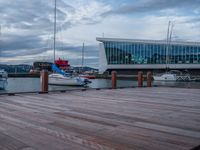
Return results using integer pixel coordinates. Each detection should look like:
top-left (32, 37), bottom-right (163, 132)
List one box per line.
top-left (1, 78), bottom-right (200, 93)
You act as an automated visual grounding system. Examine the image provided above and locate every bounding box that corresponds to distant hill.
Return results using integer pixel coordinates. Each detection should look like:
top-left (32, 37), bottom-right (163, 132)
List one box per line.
top-left (0, 64), bottom-right (32, 73)
top-left (0, 64), bottom-right (98, 74)
top-left (72, 66), bottom-right (98, 73)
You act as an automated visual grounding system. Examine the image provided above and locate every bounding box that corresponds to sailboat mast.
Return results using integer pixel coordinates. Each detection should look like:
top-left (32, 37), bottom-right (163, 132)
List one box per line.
top-left (0, 25), bottom-right (1, 58)
top-left (169, 23), bottom-right (174, 44)
top-left (82, 42), bottom-right (85, 73)
top-left (166, 21), bottom-right (171, 70)
top-left (53, 0), bottom-right (57, 63)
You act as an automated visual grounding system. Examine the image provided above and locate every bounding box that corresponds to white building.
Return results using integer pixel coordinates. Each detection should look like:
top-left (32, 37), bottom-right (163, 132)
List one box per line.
top-left (97, 37), bottom-right (200, 74)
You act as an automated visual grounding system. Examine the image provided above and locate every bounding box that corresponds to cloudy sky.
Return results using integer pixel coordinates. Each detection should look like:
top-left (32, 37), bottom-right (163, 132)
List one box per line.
top-left (0, 0), bottom-right (200, 68)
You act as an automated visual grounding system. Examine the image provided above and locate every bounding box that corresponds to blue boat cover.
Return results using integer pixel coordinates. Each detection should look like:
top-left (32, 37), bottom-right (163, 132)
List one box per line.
top-left (52, 64), bottom-right (65, 75)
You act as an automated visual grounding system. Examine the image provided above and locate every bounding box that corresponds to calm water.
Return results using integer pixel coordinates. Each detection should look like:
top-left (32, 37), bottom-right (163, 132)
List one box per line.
top-left (1, 78), bottom-right (200, 93)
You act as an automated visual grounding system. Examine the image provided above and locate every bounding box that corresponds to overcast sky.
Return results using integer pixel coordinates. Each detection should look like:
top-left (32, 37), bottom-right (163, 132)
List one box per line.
top-left (0, 0), bottom-right (200, 68)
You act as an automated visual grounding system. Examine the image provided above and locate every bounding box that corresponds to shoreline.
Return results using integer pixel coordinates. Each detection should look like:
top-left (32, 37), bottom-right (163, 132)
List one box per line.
top-left (7, 73), bottom-right (200, 80)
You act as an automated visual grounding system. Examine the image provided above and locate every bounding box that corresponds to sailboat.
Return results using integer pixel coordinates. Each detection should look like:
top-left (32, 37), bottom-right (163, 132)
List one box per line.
top-left (153, 21), bottom-right (177, 81)
top-left (78, 43), bottom-right (96, 79)
top-left (0, 26), bottom-right (8, 90)
top-left (48, 0), bottom-right (91, 86)
top-left (153, 22), bottom-right (191, 81)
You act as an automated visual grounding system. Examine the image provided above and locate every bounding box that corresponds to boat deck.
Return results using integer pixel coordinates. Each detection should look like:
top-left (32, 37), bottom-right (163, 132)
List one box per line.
top-left (0, 87), bottom-right (200, 150)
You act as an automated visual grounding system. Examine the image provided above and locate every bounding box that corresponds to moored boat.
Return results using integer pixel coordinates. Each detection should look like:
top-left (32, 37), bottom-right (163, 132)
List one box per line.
top-left (48, 0), bottom-right (92, 86)
top-left (0, 69), bottom-right (8, 90)
top-left (153, 72), bottom-right (176, 81)
top-left (49, 73), bottom-right (90, 86)
top-left (153, 70), bottom-right (191, 81)
top-left (79, 74), bottom-right (96, 79)
top-left (49, 64), bottom-right (91, 86)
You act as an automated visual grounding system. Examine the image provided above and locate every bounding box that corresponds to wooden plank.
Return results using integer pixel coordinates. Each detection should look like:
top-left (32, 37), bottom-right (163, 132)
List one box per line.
top-left (0, 87), bottom-right (199, 150)
top-left (0, 132), bottom-right (32, 150)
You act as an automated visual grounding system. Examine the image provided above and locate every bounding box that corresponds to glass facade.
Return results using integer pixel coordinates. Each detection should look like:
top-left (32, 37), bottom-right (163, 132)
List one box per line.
top-left (104, 41), bottom-right (200, 65)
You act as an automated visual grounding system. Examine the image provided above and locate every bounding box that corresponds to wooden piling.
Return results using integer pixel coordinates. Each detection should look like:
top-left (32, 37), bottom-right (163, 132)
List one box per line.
top-left (138, 71), bottom-right (143, 87)
top-left (40, 70), bottom-right (48, 93)
top-left (111, 71), bottom-right (117, 89)
top-left (147, 71), bottom-right (152, 87)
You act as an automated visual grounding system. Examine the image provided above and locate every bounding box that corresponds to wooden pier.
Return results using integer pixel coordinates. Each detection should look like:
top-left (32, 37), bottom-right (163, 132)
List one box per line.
top-left (0, 87), bottom-right (199, 150)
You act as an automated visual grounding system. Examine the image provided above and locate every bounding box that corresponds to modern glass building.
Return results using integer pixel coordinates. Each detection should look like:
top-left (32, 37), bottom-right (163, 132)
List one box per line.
top-left (96, 37), bottom-right (200, 74)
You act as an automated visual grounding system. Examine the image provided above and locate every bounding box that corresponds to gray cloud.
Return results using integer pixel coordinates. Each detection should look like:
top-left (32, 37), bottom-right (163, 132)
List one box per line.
top-left (1, 42), bottom-right (98, 61)
top-left (184, 17), bottom-right (200, 24)
top-left (0, 0), bottom-right (73, 59)
top-left (0, 0), bottom-right (102, 67)
top-left (0, 0), bottom-right (73, 30)
top-left (1, 0), bottom-right (199, 67)
top-left (0, 44), bottom-right (99, 68)
top-left (1, 35), bottom-right (43, 51)
top-left (106, 0), bottom-right (200, 15)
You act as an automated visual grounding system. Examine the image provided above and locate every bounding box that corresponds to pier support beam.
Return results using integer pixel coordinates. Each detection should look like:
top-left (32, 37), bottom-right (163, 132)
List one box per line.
top-left (40, 70), bottom-right (48, 93)
top-left (111, 71), bottom-right (117, 89)
top-left (138, 71), bottom-right (143, 87)
top-left (147, 72), bottom-right (152, 87)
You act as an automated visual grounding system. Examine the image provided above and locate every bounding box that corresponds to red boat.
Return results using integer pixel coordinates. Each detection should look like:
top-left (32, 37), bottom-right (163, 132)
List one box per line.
top-left (54, 58), bottom-right (70, 70)
top-left (79, 74), bottom-right (96, 79)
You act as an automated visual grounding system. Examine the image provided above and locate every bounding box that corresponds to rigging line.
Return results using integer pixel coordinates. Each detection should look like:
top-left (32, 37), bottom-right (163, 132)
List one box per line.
top-left (59, 25), bottom-right (65, 59)
top-left (45, 35), bottom-right (51, 61)
top-left (169, 23), bottom-right (174, 44)
top-left (82, 42), bottom-right (85, 72)
top-left (166, 21), bottom-right (171, 70)
top-left (0, 25), bottom-right (1, 58)
top-left (53, 0), bottom-right (57, 63)
top-left (169, 22), bottom-right (174, 67)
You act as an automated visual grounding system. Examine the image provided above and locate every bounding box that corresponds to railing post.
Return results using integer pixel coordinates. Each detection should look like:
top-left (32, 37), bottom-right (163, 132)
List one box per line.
top-left (138, 71), bottom-right (143, 87)
top-left (147, 71), bottom-right (152, 87)
top-left (112, 71), bottom-right (117, 89)
top-left (40, 70), bottom-right (48, 93)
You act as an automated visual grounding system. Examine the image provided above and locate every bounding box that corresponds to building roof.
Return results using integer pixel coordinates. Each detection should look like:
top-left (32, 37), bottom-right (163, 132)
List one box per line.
top-left (96, 37), bottom-right (200, 46)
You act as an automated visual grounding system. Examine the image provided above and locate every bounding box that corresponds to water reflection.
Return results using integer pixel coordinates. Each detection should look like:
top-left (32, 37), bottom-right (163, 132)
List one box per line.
top-left (153, 81), bottom-right (200, 88)
top-left (0, 78), bottom-right (200, 94)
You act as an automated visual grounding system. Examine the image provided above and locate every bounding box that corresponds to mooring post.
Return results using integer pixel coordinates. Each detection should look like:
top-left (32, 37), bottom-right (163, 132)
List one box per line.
top-left (147, 71), bottom-right (152, 87)
top-left (112, 71), bottom-right (117, 89)
top-left (138, 71), bottom-right (143, 87)
top-left (40, 70), bottom-right (48, 93)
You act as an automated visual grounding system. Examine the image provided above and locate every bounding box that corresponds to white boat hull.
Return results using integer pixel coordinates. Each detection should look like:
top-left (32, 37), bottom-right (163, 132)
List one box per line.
top-left (0, 79), bottom-right (8, 90)
top-left (49, 77), bottom-right (83, 86)
top-left (48, 74), bottom-right (88, 86)
top-left (0, 70), bottom-right (8, 90)
top-left (153, 74), bottom-right (176, 81)
top-left (153, 70), bottom-right (192, 81)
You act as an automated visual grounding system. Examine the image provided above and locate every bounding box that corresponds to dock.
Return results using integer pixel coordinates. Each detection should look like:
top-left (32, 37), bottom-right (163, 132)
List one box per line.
top-left (0, 87), bottom-right (199, 150)
top-left (8, 73), bottom-right (40, 78)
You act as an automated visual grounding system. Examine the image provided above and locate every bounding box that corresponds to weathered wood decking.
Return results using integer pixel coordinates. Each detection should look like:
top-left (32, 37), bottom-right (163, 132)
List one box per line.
top-left (0, 87), bottom-right (199, 150)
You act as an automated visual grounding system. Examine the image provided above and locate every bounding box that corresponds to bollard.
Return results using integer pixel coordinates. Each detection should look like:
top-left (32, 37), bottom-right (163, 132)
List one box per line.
top-left (40, 70), bottom-right (48, 93)
top-left (147, 71), bottom-right (152, 87)
top-left (111, 71), bottom-right (117, 89)
top-left (138, 71), bottom-right (143, 87)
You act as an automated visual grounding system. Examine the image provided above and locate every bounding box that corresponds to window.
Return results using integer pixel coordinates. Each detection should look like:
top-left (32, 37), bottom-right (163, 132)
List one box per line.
top-left (103, 41), bottom-right (200, 65)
